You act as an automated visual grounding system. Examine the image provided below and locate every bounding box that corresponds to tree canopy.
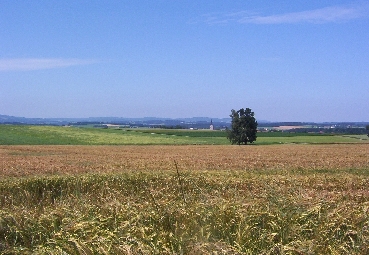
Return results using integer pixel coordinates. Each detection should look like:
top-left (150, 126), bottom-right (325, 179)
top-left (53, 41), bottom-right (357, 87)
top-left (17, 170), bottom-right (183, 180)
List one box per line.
top-left (227, 108), bottom-right (258, 145)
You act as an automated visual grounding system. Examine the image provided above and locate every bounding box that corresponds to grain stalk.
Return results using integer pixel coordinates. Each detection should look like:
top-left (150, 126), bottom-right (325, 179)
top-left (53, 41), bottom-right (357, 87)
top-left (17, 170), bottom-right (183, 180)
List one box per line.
top-left (174, 160), bottom-right (186, 204)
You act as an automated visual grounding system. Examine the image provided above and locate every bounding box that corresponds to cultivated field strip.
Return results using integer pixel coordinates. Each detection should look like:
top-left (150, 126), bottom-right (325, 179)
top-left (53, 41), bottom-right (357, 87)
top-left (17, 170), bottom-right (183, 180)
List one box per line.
top-left (1, 144), bottom-right (368, 177)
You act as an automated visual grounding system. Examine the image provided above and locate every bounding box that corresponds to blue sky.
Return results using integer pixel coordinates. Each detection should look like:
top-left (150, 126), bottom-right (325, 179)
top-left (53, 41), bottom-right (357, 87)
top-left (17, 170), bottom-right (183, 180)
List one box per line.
top-left (1, 0), bottom-right (368, 122)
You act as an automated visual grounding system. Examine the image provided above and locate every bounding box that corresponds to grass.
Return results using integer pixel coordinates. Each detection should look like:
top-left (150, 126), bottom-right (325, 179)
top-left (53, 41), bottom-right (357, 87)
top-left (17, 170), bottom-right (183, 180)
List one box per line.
top-left (257, 134), bottom-right (369, 144)
top-left (1, 169), bottom-right (369, 254)
top-left (0, 125), bottom-right (368, 145)
top-left (1, 144), bottom-right (369, 254)
top-left (0, 125), bottom-right (226, 145)
top-left (0, 125), bottom-right (368, 254)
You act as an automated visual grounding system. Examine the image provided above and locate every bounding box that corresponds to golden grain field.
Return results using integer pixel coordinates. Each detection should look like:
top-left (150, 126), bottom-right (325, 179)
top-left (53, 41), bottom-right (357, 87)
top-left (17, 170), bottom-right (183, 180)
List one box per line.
top-left (1, 144), bottom-right (368, 177)
top-left (1, 144), bottom-right (369, 254)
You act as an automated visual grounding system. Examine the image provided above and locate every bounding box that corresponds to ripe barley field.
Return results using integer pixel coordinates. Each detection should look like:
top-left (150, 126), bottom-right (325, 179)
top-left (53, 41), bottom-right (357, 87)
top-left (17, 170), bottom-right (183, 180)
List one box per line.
top-left (0, 144), bottom-right (369, 177)
top-left (1, 144), bottom-right (369, 254)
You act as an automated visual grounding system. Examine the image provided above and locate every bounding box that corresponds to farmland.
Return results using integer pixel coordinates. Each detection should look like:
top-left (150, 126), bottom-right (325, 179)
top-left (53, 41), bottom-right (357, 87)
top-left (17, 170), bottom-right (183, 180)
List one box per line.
top-left (1, 144), bottom-right (369, 178)
top-left (1, 125), bottom-right (369, 254)
top-left (0, 124), bottom-right (368, 145)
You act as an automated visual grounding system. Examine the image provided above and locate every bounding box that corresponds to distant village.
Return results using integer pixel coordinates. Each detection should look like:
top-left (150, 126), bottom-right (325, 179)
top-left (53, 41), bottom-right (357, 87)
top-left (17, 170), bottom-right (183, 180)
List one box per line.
top-left (1, 114), bottom-right (368, 134)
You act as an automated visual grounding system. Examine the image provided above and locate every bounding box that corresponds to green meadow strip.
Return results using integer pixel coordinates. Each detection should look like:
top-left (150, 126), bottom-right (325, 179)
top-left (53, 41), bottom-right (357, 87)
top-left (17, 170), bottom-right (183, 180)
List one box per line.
top-left (0, 125), bottom-right (368, 145)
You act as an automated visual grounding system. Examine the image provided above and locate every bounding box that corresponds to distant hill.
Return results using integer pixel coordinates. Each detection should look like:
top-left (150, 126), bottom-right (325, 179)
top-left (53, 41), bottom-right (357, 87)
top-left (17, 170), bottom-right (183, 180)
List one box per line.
top-left (0, 114), bottom-right (78, 125)
top-left (0, 114), bottom-right (233, 128)
top-left (0, 114), bottom-right (367, 131)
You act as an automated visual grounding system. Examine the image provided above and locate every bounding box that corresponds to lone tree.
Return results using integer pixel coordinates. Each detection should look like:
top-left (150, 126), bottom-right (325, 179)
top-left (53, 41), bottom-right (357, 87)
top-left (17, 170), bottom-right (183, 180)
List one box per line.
top-left (227, 108), bottom-right (258, 145)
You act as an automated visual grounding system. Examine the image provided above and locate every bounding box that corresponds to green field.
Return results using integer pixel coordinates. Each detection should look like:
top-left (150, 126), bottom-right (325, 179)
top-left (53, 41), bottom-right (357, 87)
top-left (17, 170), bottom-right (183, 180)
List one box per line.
top-left (0, 125), bottom-right (368, 145)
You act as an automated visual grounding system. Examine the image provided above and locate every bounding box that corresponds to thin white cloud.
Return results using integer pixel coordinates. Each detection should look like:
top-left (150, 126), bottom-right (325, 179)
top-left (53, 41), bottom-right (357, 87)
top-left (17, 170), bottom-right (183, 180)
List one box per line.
top-left (242, 5), bottom-right (366, 24)
top-left (0, 58), bottom-right (97, 71)
top-left (198, 3), bottom-right (368, 25)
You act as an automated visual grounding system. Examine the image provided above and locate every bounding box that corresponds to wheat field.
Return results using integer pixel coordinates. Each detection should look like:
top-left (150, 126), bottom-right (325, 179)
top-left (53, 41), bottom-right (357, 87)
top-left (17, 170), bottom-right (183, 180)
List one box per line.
top-left (1, 144), bottom-right (368, 177)
top-left (1, 144), bottom-right (369, 254)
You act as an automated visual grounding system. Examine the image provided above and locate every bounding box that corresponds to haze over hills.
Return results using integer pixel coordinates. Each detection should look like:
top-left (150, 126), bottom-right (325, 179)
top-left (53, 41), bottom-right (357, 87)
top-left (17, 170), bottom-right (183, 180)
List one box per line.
top-left (0, 114), bottom-right (230, 125)
top-left (0, 114), bottom-right (231, 128)
top-left (0, 114), bottom-right (368, 129)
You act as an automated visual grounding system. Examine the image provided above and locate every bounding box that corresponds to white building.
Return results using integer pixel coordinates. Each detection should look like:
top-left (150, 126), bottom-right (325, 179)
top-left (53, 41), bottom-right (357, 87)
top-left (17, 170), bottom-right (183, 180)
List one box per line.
top-left (210, 119), bottom-right (214, 130)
